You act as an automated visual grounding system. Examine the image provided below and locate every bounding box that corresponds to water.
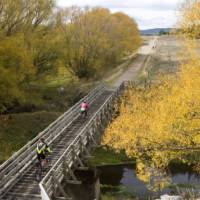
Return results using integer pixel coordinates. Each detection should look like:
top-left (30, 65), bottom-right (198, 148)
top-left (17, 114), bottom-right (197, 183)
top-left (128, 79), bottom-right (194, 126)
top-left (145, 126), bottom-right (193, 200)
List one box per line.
top-left (98, 163), bottom-right (200, 199)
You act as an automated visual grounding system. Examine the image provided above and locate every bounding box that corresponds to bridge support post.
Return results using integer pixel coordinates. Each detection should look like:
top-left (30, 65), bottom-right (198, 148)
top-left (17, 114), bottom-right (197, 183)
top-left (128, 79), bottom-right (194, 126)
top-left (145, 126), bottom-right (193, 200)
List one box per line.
top-left (89, 129), bottom-right (99, 148)
top-left (80, 137), bottom-right (92, 159)
top-left (62, 159), bottom-right (81, 185)
top-left (65, 166), bottom-right (82, 185)
top-left (96, 114), bottom-right (103, 133)
top-left (92, 122), bottom-right (101, 144)
top-left (72, 145), bottom-right (89, 170)
top-left (107, 101), bottom-right (113, 121)
top-left (52, 170), bottom-right (72, 200)
top-left (104, 104), bottom-right (110, 122)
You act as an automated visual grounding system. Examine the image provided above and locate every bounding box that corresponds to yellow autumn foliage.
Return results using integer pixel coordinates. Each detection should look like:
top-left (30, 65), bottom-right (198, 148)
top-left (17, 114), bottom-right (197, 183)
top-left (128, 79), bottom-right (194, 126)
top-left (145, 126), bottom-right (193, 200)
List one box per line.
top-left (179, 0), bottom-right (200, 38)
top-left (103, 50), bottom-right (200, 161)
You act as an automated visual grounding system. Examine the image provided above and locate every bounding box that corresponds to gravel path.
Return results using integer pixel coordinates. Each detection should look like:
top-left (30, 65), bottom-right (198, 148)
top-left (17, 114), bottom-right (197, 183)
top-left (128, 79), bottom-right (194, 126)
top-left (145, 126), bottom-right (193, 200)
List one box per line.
top-left (112, 36), bottom-right (158, 87)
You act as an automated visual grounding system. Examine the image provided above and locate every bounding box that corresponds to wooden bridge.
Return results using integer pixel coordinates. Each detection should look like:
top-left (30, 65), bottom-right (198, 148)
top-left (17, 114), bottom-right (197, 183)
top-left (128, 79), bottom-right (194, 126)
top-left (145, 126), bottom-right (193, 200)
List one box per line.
top-left (0, 82), bottom-right (126, 200)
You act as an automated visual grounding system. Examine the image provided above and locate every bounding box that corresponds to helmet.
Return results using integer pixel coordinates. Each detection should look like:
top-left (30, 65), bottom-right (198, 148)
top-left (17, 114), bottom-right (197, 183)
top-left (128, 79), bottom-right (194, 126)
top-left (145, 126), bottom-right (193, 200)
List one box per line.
top-left (37, 142), bottom-right (44, 150)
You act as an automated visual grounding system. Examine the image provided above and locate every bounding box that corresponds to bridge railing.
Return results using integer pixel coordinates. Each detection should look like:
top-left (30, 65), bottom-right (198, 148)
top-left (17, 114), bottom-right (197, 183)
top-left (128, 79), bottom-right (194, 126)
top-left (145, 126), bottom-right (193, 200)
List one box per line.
top-left (39, 82), bottom-right (125, 200)
top-left (0, 82), bottom-right (106, 198)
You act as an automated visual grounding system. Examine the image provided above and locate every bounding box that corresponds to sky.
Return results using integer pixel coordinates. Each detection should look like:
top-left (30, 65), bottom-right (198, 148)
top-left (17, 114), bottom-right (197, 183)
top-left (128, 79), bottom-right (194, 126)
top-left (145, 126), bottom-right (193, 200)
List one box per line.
top-left (57, 0), bottom-right (182, 30)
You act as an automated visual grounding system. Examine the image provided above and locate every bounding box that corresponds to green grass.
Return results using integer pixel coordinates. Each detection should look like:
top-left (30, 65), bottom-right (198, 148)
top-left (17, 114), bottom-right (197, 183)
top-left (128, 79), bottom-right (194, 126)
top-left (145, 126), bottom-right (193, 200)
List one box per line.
top-left (0, 111), bottom-right (61, 163)
top-left (89, 147), bottom-right (134, 166)
top-left (101, 185), bottom-right (136, 200)
top-left (105, 54), bottom-right (138, 86)
top-left (22, 77), bottom-right (94, 114)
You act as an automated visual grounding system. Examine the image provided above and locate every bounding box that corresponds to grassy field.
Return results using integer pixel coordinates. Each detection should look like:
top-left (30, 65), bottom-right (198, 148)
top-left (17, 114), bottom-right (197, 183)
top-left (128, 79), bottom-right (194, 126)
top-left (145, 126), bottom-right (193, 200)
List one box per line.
top-left (89, 147), bottom-right (134, 166)
top-left (141, 36), bottom-right (182, 82)
top-left (104, 53), bottom-right (138, 86)
top-left (101, 185), bottom-right (136, 200)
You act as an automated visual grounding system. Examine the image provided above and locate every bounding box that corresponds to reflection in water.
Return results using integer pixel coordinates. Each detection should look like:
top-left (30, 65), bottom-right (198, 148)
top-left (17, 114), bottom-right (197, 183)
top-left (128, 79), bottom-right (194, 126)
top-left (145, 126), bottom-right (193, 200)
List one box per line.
top-left (98, 163), bottom-right (200, 199)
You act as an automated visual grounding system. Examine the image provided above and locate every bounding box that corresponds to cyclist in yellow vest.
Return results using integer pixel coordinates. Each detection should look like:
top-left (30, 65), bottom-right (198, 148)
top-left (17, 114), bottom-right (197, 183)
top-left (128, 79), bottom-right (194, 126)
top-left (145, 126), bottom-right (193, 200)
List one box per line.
top-left (37, 138), bottom-right (52, 162)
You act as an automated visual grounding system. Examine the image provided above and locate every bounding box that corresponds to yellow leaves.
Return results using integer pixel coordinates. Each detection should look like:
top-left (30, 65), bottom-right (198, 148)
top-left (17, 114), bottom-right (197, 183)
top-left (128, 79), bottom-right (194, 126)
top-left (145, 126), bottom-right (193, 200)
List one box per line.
top-left (179, 0), bottom-right (200, 38)
top-left (103, 36), bottom-right (200, 174)
top-left (0, 34), bottom-right (35, 78)
top-left (0, 0), bottom-right (54, 36)
top-left (136, 161), bottom-right (151, 183)
top-left (135, 159), bottom-right (171, 192)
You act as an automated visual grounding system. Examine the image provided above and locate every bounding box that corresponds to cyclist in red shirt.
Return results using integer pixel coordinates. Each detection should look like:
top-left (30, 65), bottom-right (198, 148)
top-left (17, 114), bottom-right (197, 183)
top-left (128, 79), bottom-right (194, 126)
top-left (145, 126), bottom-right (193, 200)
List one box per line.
top-left (80, 101), bottom-right (89, 118)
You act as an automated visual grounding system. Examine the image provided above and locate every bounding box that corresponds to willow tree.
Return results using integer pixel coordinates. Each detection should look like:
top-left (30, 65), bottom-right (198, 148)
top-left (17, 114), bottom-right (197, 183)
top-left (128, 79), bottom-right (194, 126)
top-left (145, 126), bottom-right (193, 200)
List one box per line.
top-left (0, 0), bottom-right (55, 36)
top-left (0, 0), bottom-right (55, 112)
top-left (59, 7), bottom-right (141, 79)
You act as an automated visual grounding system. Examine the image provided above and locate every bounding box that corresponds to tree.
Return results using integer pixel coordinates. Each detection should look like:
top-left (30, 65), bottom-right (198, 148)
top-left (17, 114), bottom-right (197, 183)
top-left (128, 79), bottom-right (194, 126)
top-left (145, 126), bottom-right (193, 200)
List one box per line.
top-left (0, 34), bottom-right (35, 112)
top-left (0, 0), bottom-right (55, 36)
top-left (179, 0), bottom-right (200, 38)
top-left (59, 7), bottom-right (141, 79)
top-left (0, 0), bottom-right (56, 112)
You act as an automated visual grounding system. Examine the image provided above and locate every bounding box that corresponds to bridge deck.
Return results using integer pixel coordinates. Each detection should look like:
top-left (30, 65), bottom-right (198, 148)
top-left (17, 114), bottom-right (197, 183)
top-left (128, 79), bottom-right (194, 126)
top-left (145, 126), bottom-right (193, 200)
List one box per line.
top-left (2, 90), bottom-right (113, 200)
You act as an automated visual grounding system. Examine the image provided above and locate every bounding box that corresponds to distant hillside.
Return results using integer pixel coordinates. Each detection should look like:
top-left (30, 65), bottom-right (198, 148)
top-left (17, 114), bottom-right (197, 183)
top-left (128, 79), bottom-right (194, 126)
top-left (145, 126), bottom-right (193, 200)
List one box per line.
top-left (140, 28), bottom-right (172, 35)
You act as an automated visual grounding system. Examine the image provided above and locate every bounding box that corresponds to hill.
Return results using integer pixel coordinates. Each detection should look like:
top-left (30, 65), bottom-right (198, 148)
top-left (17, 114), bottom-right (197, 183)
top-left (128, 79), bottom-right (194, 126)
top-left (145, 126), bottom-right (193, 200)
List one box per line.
top-left (140, 28), bottom-right (172, 35)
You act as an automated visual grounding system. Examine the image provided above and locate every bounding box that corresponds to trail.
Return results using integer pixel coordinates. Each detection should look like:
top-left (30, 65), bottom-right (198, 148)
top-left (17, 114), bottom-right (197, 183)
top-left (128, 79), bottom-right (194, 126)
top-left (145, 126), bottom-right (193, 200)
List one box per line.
top-left (112, 36), bottom-right (158, 87)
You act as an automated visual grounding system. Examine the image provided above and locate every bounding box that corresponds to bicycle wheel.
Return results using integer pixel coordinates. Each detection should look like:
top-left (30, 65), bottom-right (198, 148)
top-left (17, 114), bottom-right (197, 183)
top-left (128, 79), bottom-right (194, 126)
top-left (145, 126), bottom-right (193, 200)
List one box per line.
top-left (35, 162), bottom-right (42, 182)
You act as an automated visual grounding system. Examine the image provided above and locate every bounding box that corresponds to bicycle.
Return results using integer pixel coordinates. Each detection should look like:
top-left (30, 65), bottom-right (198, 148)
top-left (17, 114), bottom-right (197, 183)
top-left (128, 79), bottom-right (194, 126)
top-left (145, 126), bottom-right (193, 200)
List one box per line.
top-left (35, 139), bottom-right (52, 182)
top-left (35, 160), bottom-right (43, 182)
top-left (35, 158), bottom-right (49, 182)
top-left (80, 109), bottom-right (90, 121)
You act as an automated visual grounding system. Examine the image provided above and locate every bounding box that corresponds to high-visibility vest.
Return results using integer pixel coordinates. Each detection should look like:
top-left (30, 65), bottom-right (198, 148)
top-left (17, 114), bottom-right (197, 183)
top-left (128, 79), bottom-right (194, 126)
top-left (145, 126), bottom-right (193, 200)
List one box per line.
top-left (37, 142), bottom-right (51, 154)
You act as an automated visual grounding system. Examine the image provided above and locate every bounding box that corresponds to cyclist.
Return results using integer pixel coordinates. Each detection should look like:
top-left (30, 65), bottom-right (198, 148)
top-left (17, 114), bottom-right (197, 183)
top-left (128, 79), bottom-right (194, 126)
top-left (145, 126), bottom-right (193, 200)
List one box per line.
top-left (36, 138), bottom-right (52, 168)
top-left (80, 100), bottom-right (89, 118)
